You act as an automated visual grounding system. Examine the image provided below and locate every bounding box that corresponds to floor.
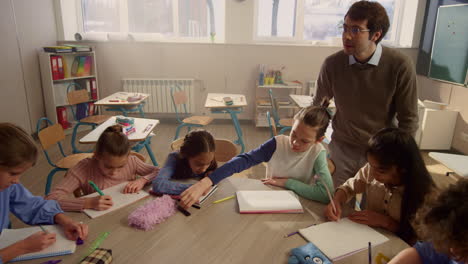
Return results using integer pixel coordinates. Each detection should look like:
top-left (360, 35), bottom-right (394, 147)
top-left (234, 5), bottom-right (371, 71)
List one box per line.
top-left (12, 119), bottom-right (459, 226)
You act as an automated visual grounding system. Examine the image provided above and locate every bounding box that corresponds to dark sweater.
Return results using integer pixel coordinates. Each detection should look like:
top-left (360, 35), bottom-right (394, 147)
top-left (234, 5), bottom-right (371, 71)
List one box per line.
top-left (313, 46), bottom-right (418, 146)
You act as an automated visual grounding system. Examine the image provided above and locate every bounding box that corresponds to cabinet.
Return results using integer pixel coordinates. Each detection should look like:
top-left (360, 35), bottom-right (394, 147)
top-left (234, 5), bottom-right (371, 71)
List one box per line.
top-left (255, 82), bottom-right (302, 127)
top-left (416, 100), bottom-right (458, 150)
top-left (39, 50), bottom-right (100, 133)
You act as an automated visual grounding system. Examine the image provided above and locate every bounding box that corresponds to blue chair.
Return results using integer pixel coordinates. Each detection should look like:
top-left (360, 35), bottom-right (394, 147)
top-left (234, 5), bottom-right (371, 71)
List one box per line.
top-left (36, 117), bottom-right (93, 195)
top-left (67, 83), bottom-right (111, 153)
top-left (171, 84), bottom-right (213, 140)
top-left (268, 89), bottom-right (293, 134)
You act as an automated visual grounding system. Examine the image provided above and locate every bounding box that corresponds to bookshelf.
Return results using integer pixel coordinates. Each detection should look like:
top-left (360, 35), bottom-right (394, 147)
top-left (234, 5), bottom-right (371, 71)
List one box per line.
top-left (38, 50), bottom-right (100, 134)
top-left (255, 82), bottom-right (302, 127)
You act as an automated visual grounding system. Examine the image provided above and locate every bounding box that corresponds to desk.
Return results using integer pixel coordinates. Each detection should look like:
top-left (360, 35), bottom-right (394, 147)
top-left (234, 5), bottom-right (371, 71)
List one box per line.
top-left (95, 92), bottom-right (149, 117)
top-left (205, 93), bottom-right (247, 153)
top-left (429, 152), bottom-right (468, 178)
top-left (26, 178), bottom-right (408, 264)
top-left (79, 116), bottom-right (159, 166)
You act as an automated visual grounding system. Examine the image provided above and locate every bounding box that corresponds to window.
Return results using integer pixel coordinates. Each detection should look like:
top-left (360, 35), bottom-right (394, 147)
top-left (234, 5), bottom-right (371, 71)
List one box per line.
top-left (303, 0), bottom-right (397, 41)
top-left (255, 0), bottom-right (403, 45)
top-left (256, 0), bottom-right (297, 38)
top-left (79, 0), bottom-right (225, 41)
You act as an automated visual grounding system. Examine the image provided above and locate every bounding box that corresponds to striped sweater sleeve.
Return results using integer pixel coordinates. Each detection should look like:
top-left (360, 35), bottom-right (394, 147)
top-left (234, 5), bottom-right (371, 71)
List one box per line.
top-left (131, 156), bottom-right (159, 182)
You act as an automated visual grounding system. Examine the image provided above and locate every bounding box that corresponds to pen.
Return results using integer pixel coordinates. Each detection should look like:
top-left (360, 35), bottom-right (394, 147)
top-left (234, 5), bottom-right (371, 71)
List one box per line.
top-left (213, 195), bottom-right (235, 204)
top-left (39, 225), bottom-right (49, 234)
top-left (177, 205), bottom-right (191, 216)
top-left (368, 242), bottom-right (372, 264)
top-left (143, 124), bottom-right (153, 133)
top-left (88, 180), bottom-right (104, 196)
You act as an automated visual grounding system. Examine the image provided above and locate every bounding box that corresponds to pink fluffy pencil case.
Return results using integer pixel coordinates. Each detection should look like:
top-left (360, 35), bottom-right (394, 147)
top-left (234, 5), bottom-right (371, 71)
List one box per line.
top-left (128, 195), bottom-right (177, 230)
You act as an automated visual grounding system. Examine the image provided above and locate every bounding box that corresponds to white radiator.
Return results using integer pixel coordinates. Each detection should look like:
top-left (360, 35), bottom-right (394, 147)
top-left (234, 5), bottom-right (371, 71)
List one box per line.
top-left (122, 78), bottom-right (195, 114)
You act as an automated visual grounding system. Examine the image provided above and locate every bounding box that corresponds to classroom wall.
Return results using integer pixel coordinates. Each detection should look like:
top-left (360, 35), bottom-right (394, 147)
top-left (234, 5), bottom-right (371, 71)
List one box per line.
top-left (0, 0), bottom-right (57, 133)
top-left (73, 41), bottom-right (416, 117)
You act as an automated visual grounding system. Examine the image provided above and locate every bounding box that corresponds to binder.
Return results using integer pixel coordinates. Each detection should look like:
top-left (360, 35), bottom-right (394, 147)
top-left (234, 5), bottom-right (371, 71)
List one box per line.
top-left (56, 107), bottom-right (69, 129)
top-left (85, 79), bottom-right (92, 95)
top-left (70, 56), bottom-right (79, 77)
top-left (83, 56), bottom-right (92, 76)
top-left (57, 56), bottom-right (64, 79)
top-left (76, 56), bottom-right (86, 77)
top-left (50, 56), bottom-right (59, 80)
top-left (88, 102), bottom-right (95, 116)
top-left (91, 78), bottom-right (97, 100)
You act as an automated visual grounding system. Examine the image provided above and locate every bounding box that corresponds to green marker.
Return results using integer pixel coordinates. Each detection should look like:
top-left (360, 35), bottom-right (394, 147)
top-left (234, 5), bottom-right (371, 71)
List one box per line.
top-left (88, 180), bottom-right (104, 196)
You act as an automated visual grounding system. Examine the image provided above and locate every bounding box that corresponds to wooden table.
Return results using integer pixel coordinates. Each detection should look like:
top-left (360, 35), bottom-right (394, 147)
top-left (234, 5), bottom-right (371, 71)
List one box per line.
top-left (95, 92), bottom-right (149, 117)
top-left (205, 93), bottom-right (247, 153)
top-left (79, 116), bottom-right (159, 166)
top-left (24, 178), bottom-right (408, 264)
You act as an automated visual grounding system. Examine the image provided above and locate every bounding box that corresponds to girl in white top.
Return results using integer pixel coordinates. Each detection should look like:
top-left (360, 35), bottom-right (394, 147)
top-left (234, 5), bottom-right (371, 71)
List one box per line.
top-left (179, 98), bottom-right (334, 209)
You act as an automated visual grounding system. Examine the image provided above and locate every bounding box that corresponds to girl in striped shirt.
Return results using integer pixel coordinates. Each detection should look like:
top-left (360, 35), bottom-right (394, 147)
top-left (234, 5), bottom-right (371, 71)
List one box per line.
top-left (46, 125), bottom-right (159, 211)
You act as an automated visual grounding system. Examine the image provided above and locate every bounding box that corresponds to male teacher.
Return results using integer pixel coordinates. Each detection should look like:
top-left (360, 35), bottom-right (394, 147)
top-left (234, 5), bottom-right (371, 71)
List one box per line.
top-left (312, 1), bottom-right (418, 186)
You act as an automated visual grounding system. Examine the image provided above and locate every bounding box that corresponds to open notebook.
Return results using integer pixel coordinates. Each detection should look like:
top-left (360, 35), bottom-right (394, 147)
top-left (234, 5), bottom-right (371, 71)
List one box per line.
top-left (0, 225), bottom-right (76, 262)
top-left (236, 190), bottom-right (303, 214)
top-left (299, 218), bottom-right (389, 261)
top-left (83, 181), bottom-right (150, 218)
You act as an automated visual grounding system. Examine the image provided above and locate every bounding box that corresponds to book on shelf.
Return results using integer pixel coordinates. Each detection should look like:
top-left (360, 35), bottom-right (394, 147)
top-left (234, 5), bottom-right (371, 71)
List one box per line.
top-left (62, 44), bottom-right (92, 52)
top-left (43, 46), bottom-right (73, 53)
top-left (50, 56), bottom-right (59, 80)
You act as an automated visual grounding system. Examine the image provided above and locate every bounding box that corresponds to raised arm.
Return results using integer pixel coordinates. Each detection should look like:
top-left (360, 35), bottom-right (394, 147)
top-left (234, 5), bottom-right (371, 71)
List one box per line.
top-left (152, 153), bottom-right (192, 195)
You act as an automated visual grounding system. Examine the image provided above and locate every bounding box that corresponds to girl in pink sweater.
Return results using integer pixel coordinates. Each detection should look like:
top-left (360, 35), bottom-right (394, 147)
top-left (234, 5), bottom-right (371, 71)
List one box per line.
top-left (46, 125), bottom-right (159, 212)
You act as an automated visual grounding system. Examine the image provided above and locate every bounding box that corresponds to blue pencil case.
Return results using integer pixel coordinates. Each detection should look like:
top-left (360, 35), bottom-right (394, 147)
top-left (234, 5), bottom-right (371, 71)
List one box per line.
top-left (288, 242), bottom-right (332, 264)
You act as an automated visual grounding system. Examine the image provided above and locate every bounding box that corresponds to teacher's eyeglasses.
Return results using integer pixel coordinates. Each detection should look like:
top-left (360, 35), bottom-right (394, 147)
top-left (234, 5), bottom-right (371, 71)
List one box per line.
top-left (339, 24), bottom-right (370, 35)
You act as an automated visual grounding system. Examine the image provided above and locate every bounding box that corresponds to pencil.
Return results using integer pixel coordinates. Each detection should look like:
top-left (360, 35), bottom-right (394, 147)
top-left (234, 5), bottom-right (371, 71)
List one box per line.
top-left (39, 225), bottom-right (49, 234)
top-left (213, 195), bottom-right (235, 204)
top-left (316, 175), bottom-right (336, 214)
top-left (368, 242), bottom-right (372, 264)
top-left (88, 180), bottom-right (104, 196)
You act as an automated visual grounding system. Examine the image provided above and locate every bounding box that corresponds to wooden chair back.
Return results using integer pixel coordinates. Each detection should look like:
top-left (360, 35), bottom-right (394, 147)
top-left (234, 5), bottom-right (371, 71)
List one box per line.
top-left (130, 151), bottom-right (146, 162)
top-left (170, 138), bottom-right (238, 162)
top-left (173, 91), bottom-right (188, 105)
top-left (38, 123), bottom-right (66, 150)
top-left (214, 139), bottom-right (238, 162)
top-left (67, 89), bottom-right (90, 105)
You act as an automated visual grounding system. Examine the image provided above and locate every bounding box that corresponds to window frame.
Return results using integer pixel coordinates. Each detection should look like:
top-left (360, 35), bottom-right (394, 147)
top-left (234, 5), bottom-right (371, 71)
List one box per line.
top-left (74, 0), bottom-right (222, 43)
top-left (253, 0), bottom-right (410, 47)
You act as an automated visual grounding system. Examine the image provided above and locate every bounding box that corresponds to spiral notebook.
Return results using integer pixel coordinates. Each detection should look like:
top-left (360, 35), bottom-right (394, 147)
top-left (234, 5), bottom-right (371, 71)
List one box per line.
top-left (83, 181), bottom-right (150, 219)
top-left (299, 218), bottom-right (389, 261)
top-left (0, 225), bottom-right (76, 262)
top-left (236, 190), bottom-right (303, 214)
